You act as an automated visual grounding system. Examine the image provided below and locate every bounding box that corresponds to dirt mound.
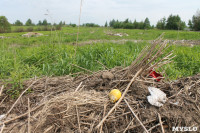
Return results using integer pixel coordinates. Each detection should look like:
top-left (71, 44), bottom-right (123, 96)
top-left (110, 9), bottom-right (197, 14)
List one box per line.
top-left (22, 32), bottom-right (43, 38)
top-left (0, 38), bottom-right (199, 133)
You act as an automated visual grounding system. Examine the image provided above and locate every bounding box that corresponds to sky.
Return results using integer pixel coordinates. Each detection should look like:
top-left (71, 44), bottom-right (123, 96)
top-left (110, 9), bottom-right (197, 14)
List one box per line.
top-left (0, 0), bottom-right (199, 26)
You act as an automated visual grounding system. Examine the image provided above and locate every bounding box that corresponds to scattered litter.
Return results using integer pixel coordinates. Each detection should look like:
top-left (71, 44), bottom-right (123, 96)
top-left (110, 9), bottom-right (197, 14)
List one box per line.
top-left (149, 70), bottom-right (163, 81)
top-left (0, 36), bottom-right (6, 39)
top-left (106, 33), bottom-right (129, 37)
top-left (0, 114), bottom-right (5, 121)
top-left (0, 114), bottom-right (5, 130)
top-left (0, 36), bottom-right (11, 39)
top-left (109, 89), bottom-right (121, 103)
top-left (169, 101), bottom-right (179, 106)
top-left (147, 87), bottom-right (167, 107)
top-left (22, 32), bottom-right (43, 37)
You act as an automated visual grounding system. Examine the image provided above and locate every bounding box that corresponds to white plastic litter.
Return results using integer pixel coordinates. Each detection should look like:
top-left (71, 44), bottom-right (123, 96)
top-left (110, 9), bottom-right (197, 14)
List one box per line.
top-left (147, 87), bottom-right (167, 107)
top-left (0, 114), bottom-right (5, 121)
top-left (0, 114), bottom-right (5, 130)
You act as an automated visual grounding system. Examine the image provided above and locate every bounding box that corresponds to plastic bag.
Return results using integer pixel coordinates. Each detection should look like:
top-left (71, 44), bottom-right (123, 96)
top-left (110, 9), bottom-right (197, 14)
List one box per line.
top-left (147, 87), bottom-right (167, 107)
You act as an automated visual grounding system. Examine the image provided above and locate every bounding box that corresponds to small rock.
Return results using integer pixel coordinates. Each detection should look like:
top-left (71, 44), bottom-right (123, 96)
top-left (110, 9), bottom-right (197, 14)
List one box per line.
top-left (102, 71), bottom-right (114, 80)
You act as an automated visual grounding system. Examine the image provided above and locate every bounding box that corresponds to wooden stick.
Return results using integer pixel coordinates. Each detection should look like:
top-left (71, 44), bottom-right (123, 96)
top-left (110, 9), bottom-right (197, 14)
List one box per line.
top-left (0, 85), bottom-right (4, 97)
top-left (71, 64), bottom-right (93, 73)
top-left (147, 123), bottom-right (161, 132)
top-left (123, 118), bottom-right (134, 133)
top-left (158, 113), bottom-right (165, 133)
top-left (6, 79), bottom-right (39, 116)
top-left (28, 98), bottom-right (31, 133)
top-left (76, 105), bottom-right (81, 133)
top-left (0, 104), bottom-right (43, 125)
top-left (124, 99), bottom-right (149, 133)
top-left (75, 82), bottom-right (83, 92)
top-left (0, 96), bottom-right (7, 107)
top-left (44, 126), bottom-right (54, 133)
top-left (0, 123), bottom-right (5, 133)
top-left (100, 103), bottom-right (107, 133)
top-left (96, 68), bottom-right (143, 129)
top-left (96, 60), bottom-right (109, 70)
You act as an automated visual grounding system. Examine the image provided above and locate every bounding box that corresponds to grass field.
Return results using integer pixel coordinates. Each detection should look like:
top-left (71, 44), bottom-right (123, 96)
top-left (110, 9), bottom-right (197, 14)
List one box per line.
top-left (0, 26), bottom-right (200, 97)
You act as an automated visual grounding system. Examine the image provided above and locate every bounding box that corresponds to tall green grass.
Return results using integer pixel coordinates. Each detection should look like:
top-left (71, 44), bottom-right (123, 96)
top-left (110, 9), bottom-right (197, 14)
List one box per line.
top-left (1, 41), bottom-right (199, 80)
top-left (1, 27), bottom-right (200, 97)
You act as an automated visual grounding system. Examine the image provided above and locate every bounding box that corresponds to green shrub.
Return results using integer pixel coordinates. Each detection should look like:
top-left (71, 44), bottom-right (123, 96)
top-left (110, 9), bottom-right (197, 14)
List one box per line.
top-left (26, 27), bottom-right (33, 32)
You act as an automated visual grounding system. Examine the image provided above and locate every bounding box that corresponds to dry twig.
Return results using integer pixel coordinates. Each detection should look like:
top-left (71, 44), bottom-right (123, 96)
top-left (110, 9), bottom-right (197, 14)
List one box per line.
top-left (0, 85), bottom-right (4, 97)
top-left (71, 64), bottom-right (93, 73)
top-left (96, 60), bottom-right (109, 70)
top-left (158, 112), bottom-right (165, 133)
top-left (124, 99), bottom-right (149, 133)
top-left (96, 68), bottom-right (143, 129)
top-left (100, 103), bottom-right (107, 133)
top-left (28, 98), bottom-right (31, 133)
top-left (76, 105), bottom-right (81, 133)
top-left (75, 82), bottom-right (83, 92)
top-left (123, 118), bottom-right (134, 133)
top-left (0, 124), bottom-right (5, 133)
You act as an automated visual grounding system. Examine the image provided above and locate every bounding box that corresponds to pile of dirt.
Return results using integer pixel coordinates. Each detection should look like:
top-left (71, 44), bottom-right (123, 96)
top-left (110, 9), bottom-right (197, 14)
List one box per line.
top-left (104, 30), bottom-right (129, 37)
top-left (0, 38), bottom-right (199, 133)
top-left (22, 32), bottom-right (43, 38)
top-left (106, 33), bottom-right (129, 37)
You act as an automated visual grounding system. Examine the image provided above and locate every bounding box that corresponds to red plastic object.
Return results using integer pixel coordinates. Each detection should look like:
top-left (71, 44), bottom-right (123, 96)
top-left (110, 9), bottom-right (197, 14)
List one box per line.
top-left (149, 70), bottom-right (163, 82)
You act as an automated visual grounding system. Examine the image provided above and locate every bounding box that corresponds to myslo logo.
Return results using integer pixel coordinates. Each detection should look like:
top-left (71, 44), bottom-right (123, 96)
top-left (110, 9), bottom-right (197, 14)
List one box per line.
top-left (172, 126), bottom-right (198, 132)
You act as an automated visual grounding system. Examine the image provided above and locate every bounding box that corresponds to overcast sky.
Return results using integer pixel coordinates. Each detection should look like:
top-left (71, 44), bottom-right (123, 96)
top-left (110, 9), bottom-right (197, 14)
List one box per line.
top-left (0, 0), bottom-right (199, 26)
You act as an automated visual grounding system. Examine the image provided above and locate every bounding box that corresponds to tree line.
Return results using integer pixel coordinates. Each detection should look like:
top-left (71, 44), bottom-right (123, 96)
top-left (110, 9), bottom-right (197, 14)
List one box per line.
top-left (106, 10), bottom-right (200, 31)
top-left (107, 17), bottom-right (151, 29)
top-left (1, 10), bottom-right (200, 33)
top-left (14, 19), bottom-right (66, 26)
top-left (0, 17), bottom-right (66, 33)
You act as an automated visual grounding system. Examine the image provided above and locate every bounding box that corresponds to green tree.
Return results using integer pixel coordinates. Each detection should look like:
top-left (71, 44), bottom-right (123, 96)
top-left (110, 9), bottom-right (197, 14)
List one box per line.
top-left (188, 20), bottom-right (193, 29)
top-left (42, 19), bottom-right (48, 26)
top-left (105, 21), bottom-right (108, 27)
top-left (138, 21), bottom-right (144, 29)
top-left (25, 19), bottom-right (34, 26)
top-left (191, 10), bottom-right (200, 31)
top-left (59, 21), bottom-right (63, 26)
top-left (0, 16), bottom-right (11, 33)
top-left (156, 17), bottom-right (166, 29)
top-left (133, 20), bottom-right (139, 29)
top-left (166, 14), bottom-right (185, 30)
top-left (14, 20), bottom-right (23, 26)
top-left (144, 17), bottom-right (151, 29)
top-left (109, 19), bottom-right (116, 27)
top-left (37, 20), bottom-right (42, 25)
